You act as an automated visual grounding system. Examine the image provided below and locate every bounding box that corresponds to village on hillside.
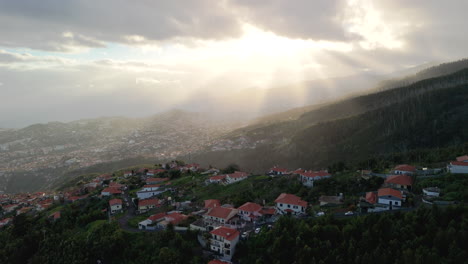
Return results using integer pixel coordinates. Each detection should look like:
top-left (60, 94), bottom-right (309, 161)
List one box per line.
top-left (1, 155), bottom-right (468, 263)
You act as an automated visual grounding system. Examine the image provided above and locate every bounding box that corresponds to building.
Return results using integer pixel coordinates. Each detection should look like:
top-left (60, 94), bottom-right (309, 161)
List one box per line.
top-left (274, 193), bottom-right (307, 215)
top-left (384, 174), bottom-right (413, 190)
top-left (268, 166), bottom-right (288, 176)
top-left (225, 172), bottom-right (249, 184)
top-left (297, 170), bottom-right (331, 187)
top-left (393, 164), bottom-right (417, 175)
top-left (203, 206), bottom-right (238, 229)
top-left (365, 191), bottom-right (377, 204)
top-left (138, 198), bottom-right (161, 211)
top-left (209, 175), bottom-right (226, 184)
top-left (109, 199), bottom-right (123, 214)
top-left (137, 188), bottom-right (163, 199)
top-left (377, 188), bottom-right (403, 207)
top-left (138, 212), bottom-right (187, 230)
top-left (204, 199), bottom-right (221, 209)
top-left (237, 202), bottom-right (262, 221)
top-left (423, 187), bottom-right (441, 197)
top-left (101, 187), bottom-right (122, 196)
top-left (448, 160), bottom-right (468, 174)
top-left (210, 226), bottom-right (240, 261)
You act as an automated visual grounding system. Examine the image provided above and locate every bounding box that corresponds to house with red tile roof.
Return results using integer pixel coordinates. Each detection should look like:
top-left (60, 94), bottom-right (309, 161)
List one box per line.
top-left (268, 166), bottom-right (289, 176)
top-left (275, 193), bottom-right (307, 215)
top-left (393, 164), bottom-right (417, 175)
top-left (297, 170), bottom-right (331, 187)
top-left (210, 226), bottom-right (240, 261)
top-left (49, 211), bottom-right (61, 221)
top-left (138, 198), bottom-right (161, 211)
top-left (101, 187), bottom-right (122, 196)
top-left (204, 199), bottom-right (221, 209)
top-left (123, 171), bottom-right (133, 177)
top-left (377, 188), bottom-right (403, 207)
top-left (237, 202), bottom-right (262, 221)
top-left (138, 211), bottom-right (187, 230)
top-left (385, 174), bottom-right (414, 190)
top-left (209, 175), bottom-right (227, 184)
top-left (225, 171), bottom-right (249, 184)
top-left (109, 199), bottom-right (123, 214)
top-left (109, 182), bottom-right (124, 189)
top-left (203, 206), bottom-right (238, 229)
top-left (448, 156), bottom-right (468, 174)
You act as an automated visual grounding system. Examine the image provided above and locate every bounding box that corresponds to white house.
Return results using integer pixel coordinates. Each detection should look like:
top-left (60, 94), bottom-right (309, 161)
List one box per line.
top-left (377, 188), bottom-right (403, 207)
top-left (109, 199), bottom-right (123, 214)
top-left (297, 170), bottom-right (331, 187)
top-left (137, 190), bottom-right (163, 199)
top-left (268, 166), bottom-right (288, 176)
top-left (448, 160), bottom-right (468, 174)
top-left (237, 202), bottom-right (262, 222)
top-left (274, 193), bottom-right (307, 215)
top-left (210, 226), bottom-right (240, 261)
top-left (209, 175), bottom-right (226, 184)
top-left (141, 185), bottom-right (160, 191)
top-left (225, 171), bottom-right (248, 184)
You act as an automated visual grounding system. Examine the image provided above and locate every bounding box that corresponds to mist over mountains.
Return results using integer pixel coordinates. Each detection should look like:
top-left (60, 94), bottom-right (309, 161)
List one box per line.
top-left (1, 59), bottom-right (468, 193)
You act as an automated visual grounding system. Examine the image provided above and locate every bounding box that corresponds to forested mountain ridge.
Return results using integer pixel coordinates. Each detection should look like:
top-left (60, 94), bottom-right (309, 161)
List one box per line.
top-left (191, 68), bottom-right (468, 171)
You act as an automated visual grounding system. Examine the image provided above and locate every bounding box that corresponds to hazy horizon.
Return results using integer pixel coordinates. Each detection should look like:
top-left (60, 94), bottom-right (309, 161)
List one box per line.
top-left (1, 0), bottom-right (468, 128)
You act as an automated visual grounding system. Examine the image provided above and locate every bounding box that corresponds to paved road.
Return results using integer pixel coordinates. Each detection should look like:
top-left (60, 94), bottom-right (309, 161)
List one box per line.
top-left (117, 191), bottom-right (143, 232)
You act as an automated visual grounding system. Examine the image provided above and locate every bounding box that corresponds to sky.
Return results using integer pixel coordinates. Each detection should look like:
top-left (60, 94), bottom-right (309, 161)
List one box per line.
top-left (1, 0), bottom-right (468, 128)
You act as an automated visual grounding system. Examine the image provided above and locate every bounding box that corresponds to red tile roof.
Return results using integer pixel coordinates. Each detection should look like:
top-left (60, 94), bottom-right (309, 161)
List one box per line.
top-left (143, 184), bottom-right (161, 188)
top-left (299, 170), bottom-right (331, 178)
top-left (210, 175), bottom-right (226, 181)
top-left (450, 161), bottom-right (468, 166)
top-left (109, 199), bottom-right (122, 206)
top-left (210, 226), bottom-right (239, 241)
top-left (208, 260), bottom-right (230, 264)
top-left (260, 207), bottom-right (276, 215)
top-left (238, 202), bottom-right (262, 213)
top-left (206, 206), bottom-right (236, 220)
top-left (378, 188), bottom-right (403, 199)
top-left (365, 192), bottom-right (377, 204)
top-left (139, 198), bottom-right (160, 207)
top-left (385, 174), bottom-right (413, 186)
top-left (165, 212), bottom-right (188, 225)
top-left (148, 212), bottom-right (166, 222)
top-left (49, 211), bottom-right (61, 219)
top-left (204, 199), bottom-right (221, 209)
top-left (394, 164), bottom-right (416, 172)
top-left (274, 193), bottom-right (308, 207)
top-left (456, 155), bottom-right (468, 162)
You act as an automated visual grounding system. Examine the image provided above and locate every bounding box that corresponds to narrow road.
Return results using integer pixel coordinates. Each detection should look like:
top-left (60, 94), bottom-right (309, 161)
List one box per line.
top-left (117, 190), bottom-right (142, 232)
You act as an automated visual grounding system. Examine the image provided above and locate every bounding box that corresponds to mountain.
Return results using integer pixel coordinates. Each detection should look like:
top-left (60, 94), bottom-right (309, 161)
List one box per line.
top-left (0, 110), bottom-right (240, 193)
top-left (188, 67), bottom-right (468, 172)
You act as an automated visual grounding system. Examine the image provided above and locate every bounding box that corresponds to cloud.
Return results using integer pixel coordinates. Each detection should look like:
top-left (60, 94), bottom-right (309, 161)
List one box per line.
top-left (230, 0), bottom-right (352, 41)
top-left (0, 0), bottom-right (242, 51)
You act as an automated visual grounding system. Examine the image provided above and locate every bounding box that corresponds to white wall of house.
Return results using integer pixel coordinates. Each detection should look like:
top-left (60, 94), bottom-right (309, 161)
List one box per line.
top-left (276, 202), bottom-right (305, 215)
top-left (210, 235), bottom-right (239, 260)
top-left (137, 191), bottom-right (162, 199)
top-left (378, 197), bottom-right (402, 206)
top-left (110, 204), bottom-right (122, 214)
top-left (423, 189), bottom-right (440, 197)
top-left (448, 165), bottom-right (468, 174)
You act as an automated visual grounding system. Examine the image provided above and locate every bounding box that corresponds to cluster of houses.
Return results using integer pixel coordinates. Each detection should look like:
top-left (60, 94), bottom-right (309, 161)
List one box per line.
top-left (362, 164), bottom-right (416, 211)
top-left (0, 191), bottom-right (58, 227)
top-left (268, 166), bottom-right (332, 187)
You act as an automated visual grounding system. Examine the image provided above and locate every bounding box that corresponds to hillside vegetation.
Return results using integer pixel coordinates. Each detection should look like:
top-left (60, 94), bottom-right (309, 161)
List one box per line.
top-left (192, 68), bottom-right (468, 171)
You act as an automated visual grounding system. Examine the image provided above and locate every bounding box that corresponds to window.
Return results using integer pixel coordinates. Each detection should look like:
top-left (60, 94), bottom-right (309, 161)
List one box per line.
top-left (287, 204), bottom-right (290, 208)
top-left (293, 205), bottom-right (298, 209)
top-left (280, 203), bottom-right (283, 207)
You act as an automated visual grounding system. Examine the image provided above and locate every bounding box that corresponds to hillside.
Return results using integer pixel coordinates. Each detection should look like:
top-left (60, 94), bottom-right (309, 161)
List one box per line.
top-left (0, 110), bottom-right (239, 193)
top-left (190, 68), bottom-right (468, 172)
